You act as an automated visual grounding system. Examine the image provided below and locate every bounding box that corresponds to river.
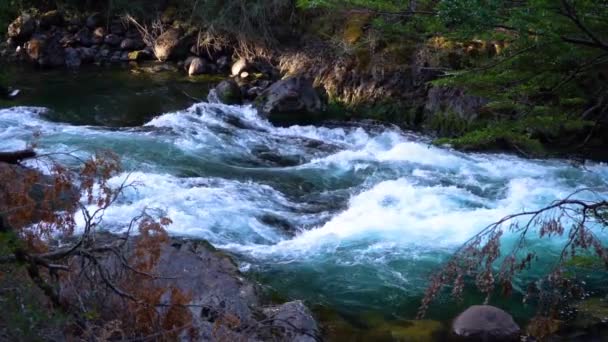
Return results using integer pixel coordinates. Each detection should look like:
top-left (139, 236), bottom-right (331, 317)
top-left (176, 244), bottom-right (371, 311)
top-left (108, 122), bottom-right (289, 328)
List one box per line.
top-left (2, 66), bottom-right (608, 333)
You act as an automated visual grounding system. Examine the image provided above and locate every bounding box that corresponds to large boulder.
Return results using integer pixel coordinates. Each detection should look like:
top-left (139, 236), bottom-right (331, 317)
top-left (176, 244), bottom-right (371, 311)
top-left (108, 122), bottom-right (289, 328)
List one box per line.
top-left (7, 14), bottom-right (36, 44)
top-left (452, 305), bottom-right (521, 341)
top-left (255, 76), bottom-right (327, 117)
top-left (214, 79), bottom-right (242, 105)
top-left (57, 236), bottom-right (318, 341)
top-left (153, 28), bottom-right (188, 62)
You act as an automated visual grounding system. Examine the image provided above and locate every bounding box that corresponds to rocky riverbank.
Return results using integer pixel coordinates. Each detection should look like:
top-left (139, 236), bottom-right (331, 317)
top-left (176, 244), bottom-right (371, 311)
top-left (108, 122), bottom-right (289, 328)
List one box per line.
top-left (0, 10), bottom-right (330, 123)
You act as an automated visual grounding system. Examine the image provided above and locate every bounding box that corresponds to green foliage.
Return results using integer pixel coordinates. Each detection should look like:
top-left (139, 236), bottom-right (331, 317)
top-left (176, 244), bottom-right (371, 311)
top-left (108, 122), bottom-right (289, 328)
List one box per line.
top-left (435, 124), bottom-right (545, 155)
top-left (434, 113), bottom-right (594, 155)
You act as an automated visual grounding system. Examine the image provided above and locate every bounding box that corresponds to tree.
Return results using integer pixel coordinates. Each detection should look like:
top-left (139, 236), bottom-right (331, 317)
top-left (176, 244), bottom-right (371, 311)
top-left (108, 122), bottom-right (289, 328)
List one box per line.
top-left (0, 150), bottom-right (194, 339)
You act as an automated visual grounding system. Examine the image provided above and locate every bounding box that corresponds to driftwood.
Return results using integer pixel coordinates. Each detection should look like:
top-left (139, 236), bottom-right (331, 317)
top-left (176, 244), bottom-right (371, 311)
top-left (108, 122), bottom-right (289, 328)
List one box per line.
top-left (0, 149), bottom-right (37, 164)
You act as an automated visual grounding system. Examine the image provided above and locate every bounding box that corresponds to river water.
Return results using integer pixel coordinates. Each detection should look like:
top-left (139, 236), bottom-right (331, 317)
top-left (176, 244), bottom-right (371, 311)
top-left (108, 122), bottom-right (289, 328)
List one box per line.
top-left (2, 67), bottom-right (608, 332)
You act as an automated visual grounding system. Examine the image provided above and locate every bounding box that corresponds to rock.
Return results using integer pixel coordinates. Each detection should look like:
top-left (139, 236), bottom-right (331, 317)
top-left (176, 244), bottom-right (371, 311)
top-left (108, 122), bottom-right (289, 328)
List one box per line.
top-left (120, 38), bottom-right (144, 51)
top-left (86, 13), bottom-right (102, 29)
top-left (56, 235), bottom-right (317, 341)
top-left (262, 301), bottom-right (320, 342)
top-left (104, 34), bottom-right (122, 47)
top-left (59, 33), bottom-right (77, 47)
top-left (109, 21), bottom-right (125, 35)
top-left (153, 28), bottom-right (187, 62)
top-left (92, 27), bottom-right (106, 45)
top-left (64, 47), bottom-right (81, 69)
top-left (78, 47), bottom-right (96, 63)
top-left (255, 76), bottom-right (327, 117)
top-left (7, 14), bottom-right (36, 44)
top-left (214, 79), bottom-right (242, 105)
top-left (451, 305), bottom-right (520, 341)
top-left (120, 51), bottom-right (129, 62)
top-left (183, 56), bottom-right (196, 70)
top-left (216, 55), bottom-right (230, 72)
top-left (39, 10), bottom-right (64, 29)
top-left (26, 37), bottom-right (45, 61)
top-left (231, 57), bottom-right (248, 76)
top-left (258, 213), bottom-right (297, 231)
top-left (26, 34), bottom-right (65, 68)
top-left (188, 57), bottom-right (208, 76)
top-left (110, 51), bottom-right (122, 63)
top-left (76, 28), bottom-right (93, 46)
top-left (127, 50), bottom-right (150, 62)
top-left (99, 48), bottom-right (110, 59)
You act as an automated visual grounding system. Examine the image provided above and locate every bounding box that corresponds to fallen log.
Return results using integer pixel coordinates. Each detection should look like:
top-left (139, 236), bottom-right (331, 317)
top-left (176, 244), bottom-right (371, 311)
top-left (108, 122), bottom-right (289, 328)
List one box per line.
top-left (0, 149), bottom-right (37, 164)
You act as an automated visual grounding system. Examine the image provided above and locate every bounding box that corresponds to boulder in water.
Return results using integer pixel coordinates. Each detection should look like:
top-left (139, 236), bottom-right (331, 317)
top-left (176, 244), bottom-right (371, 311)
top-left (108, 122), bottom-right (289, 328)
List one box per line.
top-left (214, 79), bottom-right (242, 105)
top-left (255, 75), bottom-right (327, 117)
top-left (451, 305), bottom-right (520, 341)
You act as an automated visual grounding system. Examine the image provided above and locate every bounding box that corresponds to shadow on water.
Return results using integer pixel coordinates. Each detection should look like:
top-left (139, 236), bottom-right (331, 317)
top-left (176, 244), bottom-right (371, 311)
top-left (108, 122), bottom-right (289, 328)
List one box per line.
top-left (0, 62), bottom-right (221, 127)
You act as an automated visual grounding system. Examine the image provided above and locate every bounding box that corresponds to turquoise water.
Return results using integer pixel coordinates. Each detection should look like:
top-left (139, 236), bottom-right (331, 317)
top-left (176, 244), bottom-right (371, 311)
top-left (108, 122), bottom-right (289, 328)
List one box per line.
top-left (2, 67), bottom-right (608, 335)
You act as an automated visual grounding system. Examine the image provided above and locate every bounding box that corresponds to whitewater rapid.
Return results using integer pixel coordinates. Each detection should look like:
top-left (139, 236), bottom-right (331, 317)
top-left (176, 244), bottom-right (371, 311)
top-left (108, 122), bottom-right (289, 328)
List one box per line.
top-left (2, 103), bottom-right (608, 313)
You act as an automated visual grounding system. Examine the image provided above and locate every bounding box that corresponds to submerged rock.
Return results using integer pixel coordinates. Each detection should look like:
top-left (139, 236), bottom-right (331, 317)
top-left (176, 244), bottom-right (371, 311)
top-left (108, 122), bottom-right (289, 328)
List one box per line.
top-left (365, 319), bottom-right (445, 342)
top-left (255, 76), bottom-right (327, 117)
top-left (452, 305), bottom-right (520, 341)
